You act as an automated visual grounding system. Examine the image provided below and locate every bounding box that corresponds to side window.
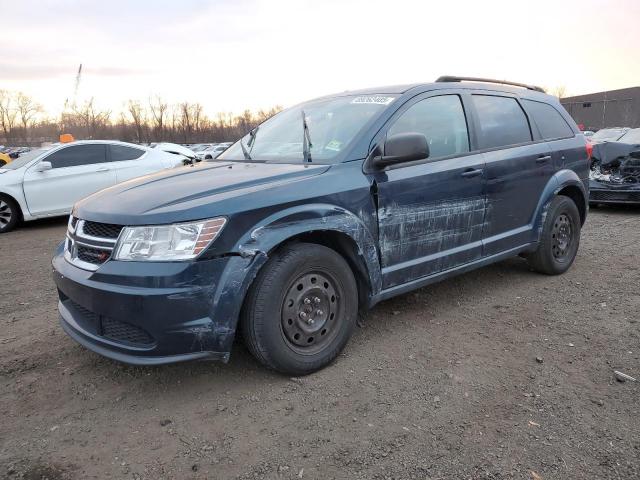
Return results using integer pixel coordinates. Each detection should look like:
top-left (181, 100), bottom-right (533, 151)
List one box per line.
top-left (522, 100), bottom-right (574, 140)
top-left (110, 144), bottom-right (145, 161)
top-left (388, 95), bottom-right (470, 158)
top-left (472, 95), bottom-right (532, 149)
top-left (46, 144), bottom-right (107, 169)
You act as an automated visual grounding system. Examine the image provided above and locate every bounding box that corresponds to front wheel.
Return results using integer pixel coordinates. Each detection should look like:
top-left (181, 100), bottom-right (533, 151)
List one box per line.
top-left (0, 195), bottom-right (20, 233)
top-left (241, 242), bottom-right (358, 375)
top-left (527, 196), bottom-right (581, 275)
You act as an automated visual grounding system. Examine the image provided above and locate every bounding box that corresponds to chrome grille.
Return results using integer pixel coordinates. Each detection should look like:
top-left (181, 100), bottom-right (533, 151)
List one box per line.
top-left (64, 216), bottom-right (123, 271)
top-left (82, 221), bottom-right (123, 239)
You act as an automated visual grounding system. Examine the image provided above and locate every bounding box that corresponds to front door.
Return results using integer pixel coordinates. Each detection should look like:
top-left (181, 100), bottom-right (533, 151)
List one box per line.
top-left (370, 93), bottom-right (487, 290)
top-left (23, 144), bottom-right (115, 216)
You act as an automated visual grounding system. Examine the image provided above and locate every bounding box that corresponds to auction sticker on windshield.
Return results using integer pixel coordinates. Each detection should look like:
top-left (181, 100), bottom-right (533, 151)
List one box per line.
top-left (351, 96), bottom-right (395, 105)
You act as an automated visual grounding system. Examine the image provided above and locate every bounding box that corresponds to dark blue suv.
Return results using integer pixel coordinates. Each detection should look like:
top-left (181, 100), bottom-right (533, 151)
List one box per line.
top-left (52, 77), bottom-right (590, 374)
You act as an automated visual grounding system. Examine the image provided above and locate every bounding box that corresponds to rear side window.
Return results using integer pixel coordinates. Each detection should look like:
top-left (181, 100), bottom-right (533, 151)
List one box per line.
top-left (388, 95), bottom-right (469, 158)
top-left (522, 100), bottom-right (574, 140)
top-left (46, 144), bottom-right (107, 169)
top-left (472, 95), bottom-right (532, 149)
top-left (110, 144), bottom-right (145, 161)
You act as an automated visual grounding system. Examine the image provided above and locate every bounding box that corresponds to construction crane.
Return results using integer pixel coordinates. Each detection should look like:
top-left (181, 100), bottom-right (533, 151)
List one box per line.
top-left (60, 63), bottom-right (82, 136)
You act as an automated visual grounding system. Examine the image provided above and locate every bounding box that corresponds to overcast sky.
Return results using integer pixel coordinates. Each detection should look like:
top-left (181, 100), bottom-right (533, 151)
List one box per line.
top-left (1, 0), bottom-right (639, 117)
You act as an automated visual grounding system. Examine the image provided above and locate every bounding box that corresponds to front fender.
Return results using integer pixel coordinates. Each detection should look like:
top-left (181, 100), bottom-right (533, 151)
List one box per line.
top-left (236, 203), bottom-right (381, 293)
top-left (531, 169), bottom-right (588, 241)
top-left (207, 204), bottom-right (382, 354)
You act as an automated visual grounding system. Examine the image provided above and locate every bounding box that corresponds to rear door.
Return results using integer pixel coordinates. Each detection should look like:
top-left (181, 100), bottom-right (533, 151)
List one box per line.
top-left (521, 99), bottom-right (587, 181)
top-left (469, 94), bottom-right (554, 255)
top-left (109, 144), bottom-right (156, 182)
top-left (23, 144), bottom-right (115, 216)
top-left (369, 92), bottom-right (487, 289)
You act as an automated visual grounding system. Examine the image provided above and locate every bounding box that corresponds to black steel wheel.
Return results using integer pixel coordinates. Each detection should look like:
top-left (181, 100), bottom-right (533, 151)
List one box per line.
top-left (550, 213), bottom-right (573, 262)
top-left (527, 195), bottom-right (581, 275)
top-left (241, 242), bottom-right (358, 375)
top-left (281, 271), bottom-right (341, 354)
top-left (0, 195), bottom-right (20, 233)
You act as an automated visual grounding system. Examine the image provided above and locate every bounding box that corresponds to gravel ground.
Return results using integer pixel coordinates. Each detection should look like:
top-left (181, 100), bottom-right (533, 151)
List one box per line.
top-left (1, 206), bottom-right (639, 480)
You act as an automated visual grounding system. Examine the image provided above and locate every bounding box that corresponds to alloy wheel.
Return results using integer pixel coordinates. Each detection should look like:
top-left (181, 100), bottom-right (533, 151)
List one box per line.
top-left (0, 200), bottom-right (12, 229)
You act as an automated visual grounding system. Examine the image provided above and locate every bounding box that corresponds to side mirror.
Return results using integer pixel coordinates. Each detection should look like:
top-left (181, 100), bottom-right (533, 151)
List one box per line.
top-left (34, 161), bottom-right (52, 172)
top-left (372, 133), bottom-right (429, 169)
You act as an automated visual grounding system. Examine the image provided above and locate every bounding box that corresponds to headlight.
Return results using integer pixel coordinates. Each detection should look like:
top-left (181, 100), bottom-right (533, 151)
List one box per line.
top-left (113, 218), bottom-right (226, 261)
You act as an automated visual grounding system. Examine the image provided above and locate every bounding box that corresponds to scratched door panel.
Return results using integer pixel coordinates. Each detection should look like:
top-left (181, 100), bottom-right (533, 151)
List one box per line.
top-left (481, 142), bottom-right (553, 255)
top-left (374, 152), bottom-right (486, 289)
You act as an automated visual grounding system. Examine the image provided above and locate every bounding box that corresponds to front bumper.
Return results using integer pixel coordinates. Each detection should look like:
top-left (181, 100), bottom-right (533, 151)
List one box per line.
top-left (589, 181), bottom-right (640, 204)
top-left (52, 242), bottom-right (262, 365)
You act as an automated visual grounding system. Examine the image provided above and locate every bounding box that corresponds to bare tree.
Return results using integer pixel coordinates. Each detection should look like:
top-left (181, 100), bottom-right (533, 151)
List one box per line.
top-left (149, 96), bottom-right (168, 141)
top-left (549, 86), bottom-right (567, 99)
top-left (127, 100), bottom-right (146, 143)
top-left (16, 92), bottom-right (42, 142)
top-left (72, 98), bottom-right (111, 138)
top-left (0, 90), bottom-right (18, 143)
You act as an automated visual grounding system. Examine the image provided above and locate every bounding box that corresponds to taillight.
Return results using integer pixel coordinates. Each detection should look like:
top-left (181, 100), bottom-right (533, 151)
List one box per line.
top-left (585, 139), bottom-right (593, 160)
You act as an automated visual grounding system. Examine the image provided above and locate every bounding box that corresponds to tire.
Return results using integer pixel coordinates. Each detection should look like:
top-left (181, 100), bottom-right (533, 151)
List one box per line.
top-left (241, 242), bottom-right (358, 375)
top-left (0, 160), bottom-right (6, 167)
top-left (527, 195), bottom-right (581, 275)
top-left (0, 194), bottom-right (20, 233)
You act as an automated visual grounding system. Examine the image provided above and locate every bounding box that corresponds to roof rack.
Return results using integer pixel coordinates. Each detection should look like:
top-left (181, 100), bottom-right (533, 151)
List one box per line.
top-left (435, 76), bottom-right (545, 93)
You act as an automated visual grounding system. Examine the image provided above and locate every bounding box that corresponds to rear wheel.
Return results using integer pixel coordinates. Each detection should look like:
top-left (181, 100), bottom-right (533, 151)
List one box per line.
top-left (0, 195), bottom-right (20, 233)
top-left (241, 242), bottom-right (358, 375)
top-left (527, 196), bottom-right (581, 275)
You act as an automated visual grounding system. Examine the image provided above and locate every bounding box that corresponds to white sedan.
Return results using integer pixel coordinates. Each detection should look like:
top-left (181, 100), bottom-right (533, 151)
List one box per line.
top-left (0, 140), bottom-right (184, 233)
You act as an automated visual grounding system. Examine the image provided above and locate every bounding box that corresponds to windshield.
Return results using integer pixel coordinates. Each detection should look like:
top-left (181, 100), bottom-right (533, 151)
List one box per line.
top-left (592, 128), bottom-right (626, 141)
top-left (618, 128), bottom-right (640, 144)
top-left (2, 149), bottom-right (48, 169)
top-left (218, 94), bottom-right (396, 163)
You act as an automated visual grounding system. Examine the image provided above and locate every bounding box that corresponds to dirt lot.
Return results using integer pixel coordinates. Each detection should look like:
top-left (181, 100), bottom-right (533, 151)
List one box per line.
top-left (1, 207), bottom-right (639, 480)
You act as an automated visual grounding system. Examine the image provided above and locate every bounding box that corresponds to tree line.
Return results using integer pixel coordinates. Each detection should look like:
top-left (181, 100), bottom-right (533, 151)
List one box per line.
top-left (0, 90), bottom-right (282, 146)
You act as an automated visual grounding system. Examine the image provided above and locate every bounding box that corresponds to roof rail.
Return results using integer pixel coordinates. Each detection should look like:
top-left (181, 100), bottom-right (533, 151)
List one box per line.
top-left (435, 76), bottom-right (546, 93)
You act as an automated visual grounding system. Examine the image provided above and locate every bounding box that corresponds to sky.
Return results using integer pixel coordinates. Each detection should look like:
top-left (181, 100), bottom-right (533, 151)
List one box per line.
top-left (1, 0), bottom-right (639, 118)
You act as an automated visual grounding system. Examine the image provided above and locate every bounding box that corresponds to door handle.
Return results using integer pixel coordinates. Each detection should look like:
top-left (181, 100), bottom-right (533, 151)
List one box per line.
top-left (460, 168), bottom-right (483, 178)
top-left (536, 155), bottom-right (552, 164)
top-left (94, 168), bottom-right (110, 172)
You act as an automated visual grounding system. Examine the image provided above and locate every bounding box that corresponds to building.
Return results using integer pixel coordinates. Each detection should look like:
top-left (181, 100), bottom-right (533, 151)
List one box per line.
top-left (561, 86), bottom-right (640, 131)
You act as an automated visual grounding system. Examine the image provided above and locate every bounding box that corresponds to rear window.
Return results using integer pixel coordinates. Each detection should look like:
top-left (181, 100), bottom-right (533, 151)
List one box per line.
top-left (472, 95), bottom-right (532, 149)
top-left (522, 100), bottom-right (573, 140)
top-left (110, 144), bottom-right (145, 161)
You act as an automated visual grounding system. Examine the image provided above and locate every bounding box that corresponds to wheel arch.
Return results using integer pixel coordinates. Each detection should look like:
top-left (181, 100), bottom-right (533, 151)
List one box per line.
top-left (233, 203), bottom-right (382, 308)
top-left (531, 169), bottom-right (588, 238)
top-left (0, 190), bottom-right (24, 222)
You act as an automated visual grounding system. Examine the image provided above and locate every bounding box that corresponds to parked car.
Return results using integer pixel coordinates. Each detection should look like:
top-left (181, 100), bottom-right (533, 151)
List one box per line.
top-left (590, 127), bottom-right (629, 144)
top-left (52, 76), bottom-right (589, 374)
top-left (195, 143), bottom-right (229, 160)
top-left (589, 127), bottom-right (640, 205)
top-left (0, 151), bottom-right (11, 167)
top-left (0, 140), bottom-right (185, 233)
top-left (152, 142), bottom-right (197, 164)
top-left (190, 143), bottom-right (214, 153)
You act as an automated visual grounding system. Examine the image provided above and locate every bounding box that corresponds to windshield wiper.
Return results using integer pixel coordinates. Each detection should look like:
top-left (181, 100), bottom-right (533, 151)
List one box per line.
top-left (239, 136), bottom-right (252, 161)
top-left (239, 126), bottom-right (260, 161)
top-left (248, 126), bottom-right (259, 150)
top-left (302, 110), bottom-right (313, 163)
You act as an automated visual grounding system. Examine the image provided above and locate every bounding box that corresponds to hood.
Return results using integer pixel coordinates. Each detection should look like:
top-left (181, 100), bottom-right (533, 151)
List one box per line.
top-left (75, 161), bottom-right (330, 225)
